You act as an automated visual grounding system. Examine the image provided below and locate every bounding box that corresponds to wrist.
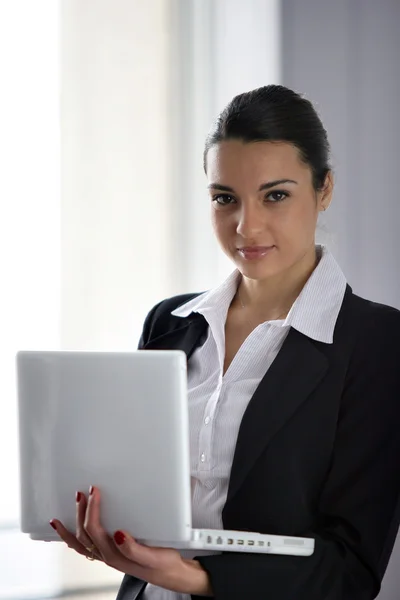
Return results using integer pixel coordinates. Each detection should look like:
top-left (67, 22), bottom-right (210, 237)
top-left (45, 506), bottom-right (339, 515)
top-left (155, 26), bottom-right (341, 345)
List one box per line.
top-left (180, 559), bottom-right (213, 596)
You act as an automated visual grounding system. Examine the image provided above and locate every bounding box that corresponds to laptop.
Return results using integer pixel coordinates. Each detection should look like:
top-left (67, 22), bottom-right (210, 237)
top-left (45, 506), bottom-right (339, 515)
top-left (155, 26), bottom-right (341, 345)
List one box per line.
top-left (16, 350), bottom-right (314, 556)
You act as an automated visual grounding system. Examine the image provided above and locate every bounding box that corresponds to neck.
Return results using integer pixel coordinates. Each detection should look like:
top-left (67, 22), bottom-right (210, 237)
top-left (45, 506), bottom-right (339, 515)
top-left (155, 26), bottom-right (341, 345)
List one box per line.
top-left (237, 245), bottom-right (320, 319)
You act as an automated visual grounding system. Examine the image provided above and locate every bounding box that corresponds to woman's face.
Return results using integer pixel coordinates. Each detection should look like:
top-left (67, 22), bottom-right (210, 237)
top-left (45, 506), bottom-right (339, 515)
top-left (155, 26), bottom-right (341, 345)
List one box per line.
top-left (206, 140), bottom-right (332, 281)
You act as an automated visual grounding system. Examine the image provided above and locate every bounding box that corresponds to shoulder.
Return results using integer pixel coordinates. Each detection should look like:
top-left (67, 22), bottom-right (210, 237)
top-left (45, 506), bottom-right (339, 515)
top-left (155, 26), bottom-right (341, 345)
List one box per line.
top-left (343, 288), bottom-right (400, 365)
top-left (139, 292), bottom-right (205, 346)
top-left (347, 289), bottom-right (400, 333)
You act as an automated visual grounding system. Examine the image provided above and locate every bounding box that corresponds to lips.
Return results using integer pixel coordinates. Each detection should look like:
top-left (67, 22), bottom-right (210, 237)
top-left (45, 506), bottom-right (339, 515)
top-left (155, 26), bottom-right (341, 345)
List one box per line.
top-left (237, 246), bottom-right (275, 260)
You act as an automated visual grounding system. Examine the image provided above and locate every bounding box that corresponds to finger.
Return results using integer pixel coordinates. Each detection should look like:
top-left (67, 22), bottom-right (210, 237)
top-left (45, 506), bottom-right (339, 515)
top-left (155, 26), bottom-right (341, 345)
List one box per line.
top-left (50, 519), bottom-right (92, 558)
top-left (84, 486), bottom-right (116, 561)
top-left (75, 491), bottom-right (102, 559)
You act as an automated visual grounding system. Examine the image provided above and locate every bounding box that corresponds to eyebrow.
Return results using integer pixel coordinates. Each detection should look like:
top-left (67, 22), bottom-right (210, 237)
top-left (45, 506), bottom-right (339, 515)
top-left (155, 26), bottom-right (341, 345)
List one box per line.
top-left (207, 179), bottom-right (298, 193)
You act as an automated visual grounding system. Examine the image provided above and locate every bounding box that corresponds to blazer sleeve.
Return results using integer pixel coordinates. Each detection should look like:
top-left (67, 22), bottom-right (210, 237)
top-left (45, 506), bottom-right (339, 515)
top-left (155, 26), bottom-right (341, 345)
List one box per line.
top-left (192, 308), bottom-right (400, 600)
top-left (137, 299), bottom-right (165, 349)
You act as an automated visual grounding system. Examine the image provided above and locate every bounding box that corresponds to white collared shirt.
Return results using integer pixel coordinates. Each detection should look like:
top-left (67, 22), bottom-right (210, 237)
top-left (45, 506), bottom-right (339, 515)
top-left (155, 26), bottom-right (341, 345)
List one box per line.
top-left (142, 245), bottom-right (347, 600)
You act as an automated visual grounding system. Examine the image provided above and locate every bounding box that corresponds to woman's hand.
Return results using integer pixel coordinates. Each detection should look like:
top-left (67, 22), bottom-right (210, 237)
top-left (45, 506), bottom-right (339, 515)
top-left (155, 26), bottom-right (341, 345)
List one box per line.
top-left (49, 486), bottom-right (212, 596)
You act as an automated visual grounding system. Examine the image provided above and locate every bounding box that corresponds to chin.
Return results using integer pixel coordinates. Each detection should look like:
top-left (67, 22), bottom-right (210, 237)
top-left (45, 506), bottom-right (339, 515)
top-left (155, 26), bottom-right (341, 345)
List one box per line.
top-left (239, 265), bottom-right (282, 280)
top-left (233, 259), bottom-right (281, 280)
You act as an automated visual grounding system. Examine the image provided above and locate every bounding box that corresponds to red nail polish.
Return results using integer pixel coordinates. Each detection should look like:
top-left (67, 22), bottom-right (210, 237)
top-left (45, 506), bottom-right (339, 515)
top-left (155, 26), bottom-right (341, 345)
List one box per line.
top-left (114, 530), bottom-right (125, 545)
top-left (49, 520), bottom-right (57, 530)
top-left (76, 491), bottom-right (82, 502)
top-left (89, 486), bottom-right (94, 496)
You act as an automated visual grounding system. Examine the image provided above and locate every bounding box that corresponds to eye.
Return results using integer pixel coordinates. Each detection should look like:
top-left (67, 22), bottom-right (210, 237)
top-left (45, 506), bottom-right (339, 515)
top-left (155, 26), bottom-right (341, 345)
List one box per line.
top-left (212, 194), bottom-right (236, 206)
top-left (266, 190), bottom-right (288, 202)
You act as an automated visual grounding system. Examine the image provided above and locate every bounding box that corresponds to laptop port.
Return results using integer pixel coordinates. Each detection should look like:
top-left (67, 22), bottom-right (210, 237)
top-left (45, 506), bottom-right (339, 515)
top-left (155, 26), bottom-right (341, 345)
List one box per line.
top-left (247, 540), bottom-right (255, 546)
top-left (216, 536), bottom-right (223, 544)
top-left (237, 540), bottom-right (244, 545)
top-left (227, 538), bottom-right (234, 545)
top-left (258, 541), bottom-right (265, 546)
top-left (206, 536), bottom-right (212, 544)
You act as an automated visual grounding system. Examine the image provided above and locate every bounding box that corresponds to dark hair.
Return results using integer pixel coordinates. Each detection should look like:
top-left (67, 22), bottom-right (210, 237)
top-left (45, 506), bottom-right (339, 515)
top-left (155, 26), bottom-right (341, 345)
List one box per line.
top-left (203, 85), bottom-right (331, 191)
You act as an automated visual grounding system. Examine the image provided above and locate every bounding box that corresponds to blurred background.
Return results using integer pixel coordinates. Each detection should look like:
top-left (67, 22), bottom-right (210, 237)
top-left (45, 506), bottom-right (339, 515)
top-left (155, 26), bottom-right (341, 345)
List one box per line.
top-left (0, 0), bottom-right (399, 598)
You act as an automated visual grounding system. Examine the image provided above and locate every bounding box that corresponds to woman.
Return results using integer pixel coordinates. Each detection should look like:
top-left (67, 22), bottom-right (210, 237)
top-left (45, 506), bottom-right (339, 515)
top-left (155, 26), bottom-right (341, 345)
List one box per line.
top-left (51, 85), bottom-right (400, 599)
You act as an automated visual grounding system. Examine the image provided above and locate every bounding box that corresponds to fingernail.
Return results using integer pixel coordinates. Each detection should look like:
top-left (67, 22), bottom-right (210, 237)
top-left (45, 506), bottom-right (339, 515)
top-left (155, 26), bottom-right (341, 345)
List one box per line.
top-left (114, 530), bottom-right (125, 545)
top-left (89, 486), bottom-right (94, 496)
top-left (49, 520), bottom-right (57, 530)
top-left (76, 491), bottom-right (82, 502)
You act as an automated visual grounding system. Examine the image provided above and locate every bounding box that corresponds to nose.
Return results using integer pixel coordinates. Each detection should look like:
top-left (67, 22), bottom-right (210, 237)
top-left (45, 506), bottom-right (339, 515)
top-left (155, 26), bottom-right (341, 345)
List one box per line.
top-left (236, 201), bottom-right (266, 238)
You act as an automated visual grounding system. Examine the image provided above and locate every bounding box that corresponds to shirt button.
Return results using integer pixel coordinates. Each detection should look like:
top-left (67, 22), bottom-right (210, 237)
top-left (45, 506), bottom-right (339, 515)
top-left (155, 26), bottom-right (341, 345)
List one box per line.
top-left (204, 416), bottom-right (211, 425)
top-left (200, 453), bottom-right (206, 463)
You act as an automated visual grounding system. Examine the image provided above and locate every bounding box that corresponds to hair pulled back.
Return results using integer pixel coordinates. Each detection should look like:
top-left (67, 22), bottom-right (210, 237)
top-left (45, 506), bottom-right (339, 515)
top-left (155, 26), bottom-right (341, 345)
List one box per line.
top-left (204, 85), bottom-right (331, 191)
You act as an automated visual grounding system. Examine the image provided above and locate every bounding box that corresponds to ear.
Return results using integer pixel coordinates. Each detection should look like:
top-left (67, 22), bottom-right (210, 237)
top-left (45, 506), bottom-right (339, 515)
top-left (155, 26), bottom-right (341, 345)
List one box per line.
top-left (318, 171), bottom-right (334, 212)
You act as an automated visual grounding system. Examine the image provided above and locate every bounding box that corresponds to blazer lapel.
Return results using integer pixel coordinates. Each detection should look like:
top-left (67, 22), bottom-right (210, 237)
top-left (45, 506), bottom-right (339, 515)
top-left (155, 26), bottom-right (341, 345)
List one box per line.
top-left (225, 327), bottom-right (329, 505)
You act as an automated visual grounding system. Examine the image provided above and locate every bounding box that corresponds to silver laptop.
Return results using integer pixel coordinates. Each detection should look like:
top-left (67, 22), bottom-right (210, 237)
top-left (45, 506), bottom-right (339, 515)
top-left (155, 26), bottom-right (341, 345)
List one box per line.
top-left (16, 350), bottom-right (314, 556)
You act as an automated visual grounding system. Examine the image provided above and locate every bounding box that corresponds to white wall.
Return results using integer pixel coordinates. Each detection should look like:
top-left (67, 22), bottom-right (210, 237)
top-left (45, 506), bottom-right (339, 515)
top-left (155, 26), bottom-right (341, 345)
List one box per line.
top-left (61, 0), bottom-right (175, 351)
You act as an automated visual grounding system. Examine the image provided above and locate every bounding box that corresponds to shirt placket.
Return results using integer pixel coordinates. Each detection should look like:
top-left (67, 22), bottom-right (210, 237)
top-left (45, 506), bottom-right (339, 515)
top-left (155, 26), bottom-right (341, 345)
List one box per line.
top-left (197, 311), bottom-right (225, 473)
top-left (197, 379), bottom-right (223, 473)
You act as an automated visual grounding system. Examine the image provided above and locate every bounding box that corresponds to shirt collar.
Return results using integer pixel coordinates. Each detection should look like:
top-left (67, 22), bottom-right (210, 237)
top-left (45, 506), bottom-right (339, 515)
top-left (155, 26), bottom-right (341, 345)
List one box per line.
top-left (171, 245), bottom-right (347, 344)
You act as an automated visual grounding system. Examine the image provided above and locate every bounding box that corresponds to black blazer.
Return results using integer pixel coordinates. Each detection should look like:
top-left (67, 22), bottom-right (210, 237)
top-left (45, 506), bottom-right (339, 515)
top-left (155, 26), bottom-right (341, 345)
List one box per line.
top-left (116, 284), bottom-right (400, 600)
